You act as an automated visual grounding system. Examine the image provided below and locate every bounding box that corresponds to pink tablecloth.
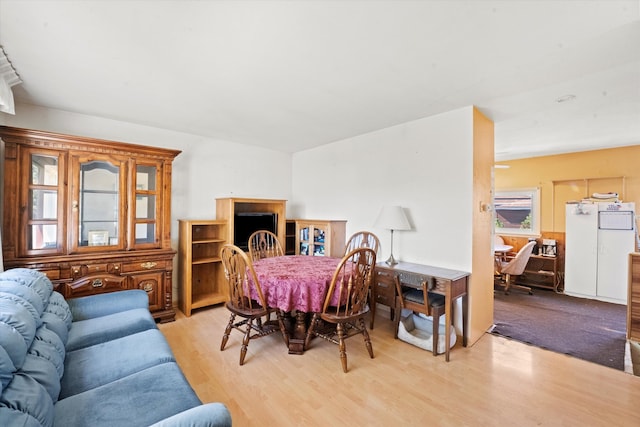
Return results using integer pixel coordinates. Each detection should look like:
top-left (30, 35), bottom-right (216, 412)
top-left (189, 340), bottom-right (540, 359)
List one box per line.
top-left (251, 255), bottom-right (343, 313)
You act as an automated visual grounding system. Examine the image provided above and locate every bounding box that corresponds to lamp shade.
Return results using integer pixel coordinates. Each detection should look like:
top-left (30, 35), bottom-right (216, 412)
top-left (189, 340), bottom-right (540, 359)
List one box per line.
top-left (374, 206), bottom-right (411, 231)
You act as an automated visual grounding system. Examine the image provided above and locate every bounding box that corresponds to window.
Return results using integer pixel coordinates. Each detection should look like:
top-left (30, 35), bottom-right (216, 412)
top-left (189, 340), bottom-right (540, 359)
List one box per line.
top-left (494, 188), bottom-right (540, 236)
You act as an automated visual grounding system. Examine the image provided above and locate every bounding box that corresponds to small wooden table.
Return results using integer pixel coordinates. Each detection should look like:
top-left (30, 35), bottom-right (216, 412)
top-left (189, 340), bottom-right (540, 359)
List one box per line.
top-left (494, 244), bottom-right (513, 256)
top-left (374, 261), bottom-right (470, 361)
top-left (251, 255), bottom-right (342, 354)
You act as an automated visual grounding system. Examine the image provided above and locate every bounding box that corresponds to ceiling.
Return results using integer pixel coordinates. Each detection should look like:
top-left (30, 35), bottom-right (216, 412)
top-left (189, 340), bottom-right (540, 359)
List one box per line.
top-left (0, 1), bottom-right (638, 160)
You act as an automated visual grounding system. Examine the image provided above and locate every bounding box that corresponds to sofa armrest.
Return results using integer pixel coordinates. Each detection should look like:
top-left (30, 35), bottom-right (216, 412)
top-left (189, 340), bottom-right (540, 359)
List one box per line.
top-left (67, 290), bottom-right (150, 321)
top-left (147, 403), bottom-right (232, 427)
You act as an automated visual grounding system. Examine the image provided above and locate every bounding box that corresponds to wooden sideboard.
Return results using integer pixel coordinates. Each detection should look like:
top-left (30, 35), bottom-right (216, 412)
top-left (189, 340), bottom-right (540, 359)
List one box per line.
top-left (1, 126), bottom-right (180, 322)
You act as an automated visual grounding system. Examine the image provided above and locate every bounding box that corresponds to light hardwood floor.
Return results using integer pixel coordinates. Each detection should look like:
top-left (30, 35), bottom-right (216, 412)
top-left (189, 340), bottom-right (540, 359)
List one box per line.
top-left (159, 306), bottom-right (640, 426)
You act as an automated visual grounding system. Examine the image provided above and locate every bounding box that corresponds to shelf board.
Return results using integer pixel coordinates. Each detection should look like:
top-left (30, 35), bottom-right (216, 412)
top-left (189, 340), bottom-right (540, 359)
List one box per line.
top-left (191, 293), bottom-right (227, 309)
top-left (192, 257), bottom-right (221, 265)
top-left (192, 238), bottom-right (225, 244)
top-left (524, 270), bottom-right (555, 276)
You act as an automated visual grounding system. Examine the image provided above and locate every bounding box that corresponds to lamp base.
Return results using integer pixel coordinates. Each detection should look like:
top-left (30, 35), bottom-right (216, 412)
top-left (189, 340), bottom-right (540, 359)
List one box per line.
top-left (385, 253), bottom-right (398, 266)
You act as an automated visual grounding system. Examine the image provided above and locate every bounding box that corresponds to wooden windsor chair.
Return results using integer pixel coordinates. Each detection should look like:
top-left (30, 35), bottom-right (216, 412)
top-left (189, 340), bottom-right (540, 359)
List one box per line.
top-left (304, 247), bottom-right (377, 373)
top-left (219, 244), bottom-right (289, 365)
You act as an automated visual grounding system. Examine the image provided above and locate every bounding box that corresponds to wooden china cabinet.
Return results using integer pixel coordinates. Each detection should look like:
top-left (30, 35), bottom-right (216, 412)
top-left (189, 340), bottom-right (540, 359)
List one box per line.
top-left (0, 126), bottom-right (181, 322)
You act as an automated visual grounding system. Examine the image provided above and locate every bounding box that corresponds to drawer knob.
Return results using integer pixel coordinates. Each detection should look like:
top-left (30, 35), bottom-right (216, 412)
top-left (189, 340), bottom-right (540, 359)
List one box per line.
top-left (141, 262), bottom-right (157, 269)
top-left (92, 279), bottom-right (103, 288)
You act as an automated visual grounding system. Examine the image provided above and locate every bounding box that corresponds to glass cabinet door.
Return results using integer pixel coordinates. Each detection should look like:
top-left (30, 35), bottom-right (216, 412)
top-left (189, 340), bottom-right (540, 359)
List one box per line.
top-left (70, 154), bottom-right (127, 252)
top-left (130, 162), bottom-right (162, 248)
top-left (299, 225), bottom-right (310, 255)
top-left (297, 224), bottom-right (327, 256)
top-left (21, 149), bottom-right (66, 256)
top-left (312, 226), bottom-right (326, 256)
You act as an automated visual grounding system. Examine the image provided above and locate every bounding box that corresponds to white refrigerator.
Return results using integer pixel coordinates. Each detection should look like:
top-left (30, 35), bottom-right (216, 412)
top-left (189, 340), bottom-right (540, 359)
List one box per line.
top-left (564, 202), bottom-right (636, 304)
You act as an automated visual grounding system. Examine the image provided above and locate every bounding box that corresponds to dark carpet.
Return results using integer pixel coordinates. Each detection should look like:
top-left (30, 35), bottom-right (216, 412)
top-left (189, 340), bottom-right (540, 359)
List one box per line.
top-left (491, 288), bottom-right (627, 370)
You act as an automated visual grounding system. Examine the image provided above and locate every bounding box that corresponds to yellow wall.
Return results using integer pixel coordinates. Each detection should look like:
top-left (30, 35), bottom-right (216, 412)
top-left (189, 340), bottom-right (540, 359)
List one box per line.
top-left (495, 145), bottom-right (640, 233)
top-left (470, 107), bottom-right (495, 343)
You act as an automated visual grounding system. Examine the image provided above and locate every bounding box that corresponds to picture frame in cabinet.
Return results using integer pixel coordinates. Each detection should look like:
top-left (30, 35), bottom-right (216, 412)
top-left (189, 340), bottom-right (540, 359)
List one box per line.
top-left (88, 230), bottom-right (109, 246)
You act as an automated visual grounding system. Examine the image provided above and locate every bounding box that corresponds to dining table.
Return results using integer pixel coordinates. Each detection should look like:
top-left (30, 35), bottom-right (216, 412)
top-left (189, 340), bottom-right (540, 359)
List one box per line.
top-left (250, 255), bottom-right (344, 354)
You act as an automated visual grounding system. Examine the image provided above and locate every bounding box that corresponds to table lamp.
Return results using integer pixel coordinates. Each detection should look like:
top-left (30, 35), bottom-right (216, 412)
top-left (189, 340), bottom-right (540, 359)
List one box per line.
top-left (374, 205), bottom-right (411, 265)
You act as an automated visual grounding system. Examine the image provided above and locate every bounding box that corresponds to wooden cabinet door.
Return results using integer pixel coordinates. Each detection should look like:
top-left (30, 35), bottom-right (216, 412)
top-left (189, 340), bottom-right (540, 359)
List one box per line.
top-left (130, 271), bottom-right (164, 312)
top-left (17, 147), bottom-right (67, 257)
top-left (68, 152), bottom-right (128, 253)
top-left (128, 160), bottom-right (164, 250)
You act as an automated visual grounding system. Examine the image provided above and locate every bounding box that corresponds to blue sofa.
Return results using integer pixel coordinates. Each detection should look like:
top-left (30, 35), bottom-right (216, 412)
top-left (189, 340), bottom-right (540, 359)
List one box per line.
top-left (0, 268), bottom-right (232, 427)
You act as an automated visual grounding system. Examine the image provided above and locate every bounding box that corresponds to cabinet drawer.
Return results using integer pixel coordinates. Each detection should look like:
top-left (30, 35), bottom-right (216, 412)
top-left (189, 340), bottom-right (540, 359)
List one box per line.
top-left (70, 263), bottom-right (122, 279)
top-left (433, 278), bottom-right (449, 293)
top-left (66, 274), bottom-right (128, 297)
top-left (374, 281), bottom-right (396, 306)
top-left (40, 268), bottom-right (61, 281)
top-left (396, 272), bottom-right (448, 294)
top-left (122, 260), bottom-right (169, 273)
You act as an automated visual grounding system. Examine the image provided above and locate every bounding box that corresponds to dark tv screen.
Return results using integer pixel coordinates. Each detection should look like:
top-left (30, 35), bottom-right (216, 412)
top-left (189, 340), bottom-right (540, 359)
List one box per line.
top-left (234, 212), bottom-right (278, 250)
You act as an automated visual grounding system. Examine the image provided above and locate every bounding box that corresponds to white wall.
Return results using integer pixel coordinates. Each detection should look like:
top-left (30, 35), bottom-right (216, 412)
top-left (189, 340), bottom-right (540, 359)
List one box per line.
top-left (292, 106), bottom-right (475, 273)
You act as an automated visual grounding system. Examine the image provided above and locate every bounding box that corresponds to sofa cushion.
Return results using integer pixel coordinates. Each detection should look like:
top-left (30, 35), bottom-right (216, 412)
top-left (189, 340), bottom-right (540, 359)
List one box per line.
top-left (148, 403), bottom-right (233, 427)
top-left (54, 362), bottom-right (202, 427)
top-left (0, 279), bottom-right (44, 313)
top-left (0, 406), bottom-right (44, 427)
top-left (0, 346), bottom-right (15, 393)
top-left (66, 307), bottom-right (157, 352)
top-left (0, 280), bottom-right (45, 317)
top-left (67, 289), bottom-right (150, 321)
top-left (41, 312), bottom-right (69, 346)
top-left (45, 292), bottom-right (73, 331)
top-left (0, 322), bottom-right (28, 373)
top-left (60, 329), bottom-right (175, 398)
top-left (21, 353), bottom-right (61, 403)
top-left (0, 300), bottom-right (36, 369)
top-left (31, 326), bottom-right (66, 379)
top-left (0, 372), bottom-right (54, 427)
top-left (22, 325), bottom-right (67, 402)
top-left (0, 268), bottom-right (53, 310)
top-left (0, 292), bottom-right (43, 328)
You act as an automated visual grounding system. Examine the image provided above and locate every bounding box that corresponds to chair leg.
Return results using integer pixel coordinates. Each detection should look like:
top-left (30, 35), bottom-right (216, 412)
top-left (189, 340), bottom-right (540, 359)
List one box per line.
top-left (394, 306), bottom-right (401, 339)
top-left (432, 311), bottom-right (440, 357)
top-left (220, 313), bottom-right (235, 351)
top-left (337, 322), bottom-right (348, 373)
top-left (504, 274), bottom-right (533, 295)
top-left (239, 318), bottom-right (253, 366)
top-left (510, 283), bottom-right (534, 294)
top-left (503, 274), bottom-right (511, 294)
top-left (369, 289), bottom-right (376, 330)
top-left (360, 317), bottom-right (374, 359)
